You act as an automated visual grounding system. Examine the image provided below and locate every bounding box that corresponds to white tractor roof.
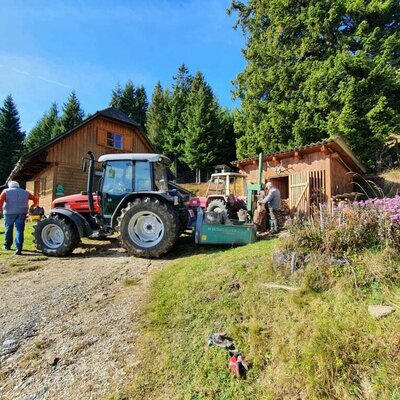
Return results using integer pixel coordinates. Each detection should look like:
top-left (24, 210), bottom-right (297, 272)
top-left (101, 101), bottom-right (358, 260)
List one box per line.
top-left (98, 153), bottom-right (171, 165)
top-left (211, 172), bottom-right (246, 178)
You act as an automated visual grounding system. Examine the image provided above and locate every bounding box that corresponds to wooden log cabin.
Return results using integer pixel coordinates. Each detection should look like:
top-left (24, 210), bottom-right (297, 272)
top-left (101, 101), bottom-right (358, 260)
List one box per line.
top-left (232, 137), bottom-right (366, 215)
top-left (9, 107), bottom-right (155, 211)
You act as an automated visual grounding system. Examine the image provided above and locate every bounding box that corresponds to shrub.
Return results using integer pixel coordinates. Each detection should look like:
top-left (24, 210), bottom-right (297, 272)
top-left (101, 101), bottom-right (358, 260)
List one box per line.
top-left (286, 196), bottom-right (400, 256)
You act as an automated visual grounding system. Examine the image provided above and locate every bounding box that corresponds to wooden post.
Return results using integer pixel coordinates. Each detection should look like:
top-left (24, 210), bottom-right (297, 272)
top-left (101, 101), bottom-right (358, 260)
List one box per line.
top-left (325, 155), bottom-right (332, 204)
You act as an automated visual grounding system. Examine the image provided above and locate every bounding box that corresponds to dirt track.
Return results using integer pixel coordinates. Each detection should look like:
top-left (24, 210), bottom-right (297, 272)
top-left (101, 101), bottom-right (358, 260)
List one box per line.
top-left (0, 238), bottom-right (169, 400)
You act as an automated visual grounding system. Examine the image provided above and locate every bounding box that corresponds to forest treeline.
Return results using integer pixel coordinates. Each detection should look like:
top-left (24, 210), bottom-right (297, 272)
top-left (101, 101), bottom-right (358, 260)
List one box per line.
top-left (1, 0), bottom-right (399, 183)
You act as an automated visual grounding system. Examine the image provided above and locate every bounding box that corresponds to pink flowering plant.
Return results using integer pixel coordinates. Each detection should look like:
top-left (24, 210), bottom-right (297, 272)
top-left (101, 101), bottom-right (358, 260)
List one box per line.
top-left (288, 195), bottom-right (400, 255)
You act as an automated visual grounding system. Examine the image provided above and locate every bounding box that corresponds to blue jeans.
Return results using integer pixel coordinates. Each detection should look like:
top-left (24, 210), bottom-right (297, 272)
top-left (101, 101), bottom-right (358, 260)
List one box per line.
top-left (4, 214), bottom-right (26, 251)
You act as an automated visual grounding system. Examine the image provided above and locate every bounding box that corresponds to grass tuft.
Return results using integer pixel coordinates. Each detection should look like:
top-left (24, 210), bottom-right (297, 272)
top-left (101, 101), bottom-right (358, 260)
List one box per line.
top-left (123, 278), bottom-right (141, 287)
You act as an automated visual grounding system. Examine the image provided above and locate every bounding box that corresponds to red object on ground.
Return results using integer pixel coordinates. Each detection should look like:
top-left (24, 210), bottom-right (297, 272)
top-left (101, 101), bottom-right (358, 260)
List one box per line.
top-left (229, 354), bottom-right (248, 379)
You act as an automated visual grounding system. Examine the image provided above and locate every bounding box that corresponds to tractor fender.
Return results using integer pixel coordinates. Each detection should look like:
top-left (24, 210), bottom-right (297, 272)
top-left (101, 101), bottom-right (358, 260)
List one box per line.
top-left (47, 208), bottom-right (93, 238)
top-left (111, 192), bottom-right (175, 228)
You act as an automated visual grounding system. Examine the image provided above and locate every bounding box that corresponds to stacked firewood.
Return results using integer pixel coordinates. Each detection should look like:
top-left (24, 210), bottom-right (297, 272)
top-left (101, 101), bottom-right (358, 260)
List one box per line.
top-left (278, 199), bottom-right (290, 227)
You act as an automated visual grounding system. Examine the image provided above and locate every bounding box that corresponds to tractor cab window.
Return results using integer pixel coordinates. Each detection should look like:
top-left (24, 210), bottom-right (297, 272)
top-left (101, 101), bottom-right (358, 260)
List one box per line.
top-left (207, 176), bottom-right (227, 195)
top-left (102, 160), bottom-right (133, 195)
top-left (135, 161), bottom-right (152, 191)
top-left (154, 162), bottom-right (168, 191)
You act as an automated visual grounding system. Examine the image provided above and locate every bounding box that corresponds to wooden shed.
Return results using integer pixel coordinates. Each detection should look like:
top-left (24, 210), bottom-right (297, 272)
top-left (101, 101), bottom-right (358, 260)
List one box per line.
top-left (9, 107), bottom-right (155, 211)
top-left (232, 137), bottom-right (366, 215)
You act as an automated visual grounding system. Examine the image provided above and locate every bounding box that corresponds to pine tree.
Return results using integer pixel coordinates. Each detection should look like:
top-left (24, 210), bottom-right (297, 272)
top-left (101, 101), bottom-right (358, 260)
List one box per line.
top-left (119, 81), bottom-right (136, 118)
top-left (218, 107), bottom-right (237, 164)
top-left (163, 64), bottom-right (192, 159)
top-left (0, 95), bottom-right (25, 183)
top-left (146, 82), bottom-right (169, 151)
top-left (110, 81), bottom-right (148, 131)
top-left (182, 71), bottom-right (221, 170)
top-left (25, 103), bottom-right (59, 151)
top-left (109, 83), bottom-right (123, 110)
top-left (229, 0), bottom-right (400, 165)
top-left (133, 85), bottom-right (148, 131)
top-left (58, 91), bottom-right (85, 133)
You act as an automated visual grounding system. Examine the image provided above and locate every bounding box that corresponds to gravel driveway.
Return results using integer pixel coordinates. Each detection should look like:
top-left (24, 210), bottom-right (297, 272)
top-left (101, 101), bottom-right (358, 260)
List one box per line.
top-left (0, 239), bottom-right (168, 400)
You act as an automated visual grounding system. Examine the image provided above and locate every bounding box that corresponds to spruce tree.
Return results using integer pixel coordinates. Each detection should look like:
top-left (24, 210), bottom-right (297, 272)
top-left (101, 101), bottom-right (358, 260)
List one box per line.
top-left (25, 103), bottom-right (59, 151)
top-left (0, 95), bottom-right (25, 183)
top-left (146, 82), bottom-right (169, 151)
top-left (229, 0), bottom-right (400, 165)
top-left (110, 81), bottom-right (148, 131)
top-left (58, 91), bottom-right (85, 133)
top-left (163, 64), bottom-right (192, 159)
top-left (133, 85), bottom-right (148, 131)
top-left (182, 71), bottom-right (221, 170)
top-left (119, 81), bottom-right (136, 118)
top-left (218, 107), bottom-right (237, 164)
top-left (109, 83), bottom-right (123, 110)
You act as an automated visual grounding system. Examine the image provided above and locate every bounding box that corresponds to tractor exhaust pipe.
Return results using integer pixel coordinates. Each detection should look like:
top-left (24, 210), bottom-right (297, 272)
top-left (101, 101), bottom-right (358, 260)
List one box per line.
top-left (87, 151), bottom-right (95, 214)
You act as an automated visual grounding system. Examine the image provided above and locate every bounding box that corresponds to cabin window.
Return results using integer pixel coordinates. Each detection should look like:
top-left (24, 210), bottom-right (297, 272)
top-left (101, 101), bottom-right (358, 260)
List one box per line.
top-left (107, 132), bottom-right (123, 149)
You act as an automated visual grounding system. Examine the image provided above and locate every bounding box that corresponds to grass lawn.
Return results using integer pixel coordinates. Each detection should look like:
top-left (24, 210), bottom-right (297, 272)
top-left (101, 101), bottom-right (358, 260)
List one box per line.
top-left (118, 239), bottom-right (400, 400)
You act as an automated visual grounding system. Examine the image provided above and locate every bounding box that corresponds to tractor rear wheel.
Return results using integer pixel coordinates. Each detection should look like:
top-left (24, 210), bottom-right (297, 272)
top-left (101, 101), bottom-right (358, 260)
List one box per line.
top-left (117, 197), bottom-right (180, 258)
top-left (34, 215), bottom-right (79, 256)
top-left (206, 199), bottom-right (227, 214)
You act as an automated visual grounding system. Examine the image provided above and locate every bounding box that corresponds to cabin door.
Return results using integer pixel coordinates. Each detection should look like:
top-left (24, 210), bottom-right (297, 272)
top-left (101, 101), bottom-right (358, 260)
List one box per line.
top-left (289, 171), bottom-right (309, 215)
top-left (289, 170), bottom-right (327, 215)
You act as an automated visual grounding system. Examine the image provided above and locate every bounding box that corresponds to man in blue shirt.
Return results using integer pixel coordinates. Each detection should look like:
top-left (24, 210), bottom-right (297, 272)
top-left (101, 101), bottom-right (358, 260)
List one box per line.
top-left (260, 182), bottom-right (281, 232)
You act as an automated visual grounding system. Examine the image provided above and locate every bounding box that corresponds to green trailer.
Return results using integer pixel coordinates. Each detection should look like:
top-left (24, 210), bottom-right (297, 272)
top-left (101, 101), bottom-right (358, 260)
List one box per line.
top-left (194, 208), bottom-right (257, 246)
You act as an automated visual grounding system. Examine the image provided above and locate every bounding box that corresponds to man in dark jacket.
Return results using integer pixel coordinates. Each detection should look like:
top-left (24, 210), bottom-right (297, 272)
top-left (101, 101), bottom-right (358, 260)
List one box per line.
top-left (0, 181), bottom-right (38, 255)
top-left (259, 181), bottom-right (281, 232)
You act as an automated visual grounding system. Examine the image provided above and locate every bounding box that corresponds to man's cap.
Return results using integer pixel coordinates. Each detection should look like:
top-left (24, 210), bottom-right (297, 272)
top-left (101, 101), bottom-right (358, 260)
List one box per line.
top-left (7, 181), bottom-right (20, 188)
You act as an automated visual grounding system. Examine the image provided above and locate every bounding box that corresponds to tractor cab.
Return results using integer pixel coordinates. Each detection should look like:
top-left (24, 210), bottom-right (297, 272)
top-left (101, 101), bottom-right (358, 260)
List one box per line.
top-left (97, 153), bottom-right (170, 224)
top-left (206, 172), bottom-right (247, 199)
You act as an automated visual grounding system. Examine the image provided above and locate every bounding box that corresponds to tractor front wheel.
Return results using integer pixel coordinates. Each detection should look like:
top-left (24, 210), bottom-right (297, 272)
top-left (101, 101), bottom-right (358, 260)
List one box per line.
top-left (206, 199), bottom-right (227, 214)
top-left (117, 197), bottom-right (180, 258)
top-left (34, 215), bottom-right (79, 257)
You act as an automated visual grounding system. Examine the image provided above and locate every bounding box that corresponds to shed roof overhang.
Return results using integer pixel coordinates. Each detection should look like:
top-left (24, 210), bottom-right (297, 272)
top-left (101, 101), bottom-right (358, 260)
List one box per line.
top-left (232, 137), bottom-right (366, 174)
top-left (9, 153), bottom-right (51, 182)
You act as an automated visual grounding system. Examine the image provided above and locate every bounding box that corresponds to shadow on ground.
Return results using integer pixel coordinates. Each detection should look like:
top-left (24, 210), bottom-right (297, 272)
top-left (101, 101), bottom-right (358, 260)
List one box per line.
top-left (63, 233), bottom-right (232, 261)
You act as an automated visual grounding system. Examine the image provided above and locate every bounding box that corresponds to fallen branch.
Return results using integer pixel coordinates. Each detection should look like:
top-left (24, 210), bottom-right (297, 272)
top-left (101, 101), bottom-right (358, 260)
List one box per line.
top-left (263, 283), bottom-right (300, 292)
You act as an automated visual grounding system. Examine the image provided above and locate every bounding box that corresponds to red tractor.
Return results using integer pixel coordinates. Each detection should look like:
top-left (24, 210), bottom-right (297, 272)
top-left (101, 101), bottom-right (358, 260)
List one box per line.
top-left (34, 152), bottom-right (189, 258)
top-left (188, 172), bottom-right (247, 219)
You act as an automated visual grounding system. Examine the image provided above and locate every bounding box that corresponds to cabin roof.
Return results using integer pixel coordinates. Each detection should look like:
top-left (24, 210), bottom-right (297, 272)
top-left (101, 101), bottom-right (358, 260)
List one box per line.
top-left (8, 107), bottom-right (155, 182)
top-left (232, 137), bottom-right (366, 174)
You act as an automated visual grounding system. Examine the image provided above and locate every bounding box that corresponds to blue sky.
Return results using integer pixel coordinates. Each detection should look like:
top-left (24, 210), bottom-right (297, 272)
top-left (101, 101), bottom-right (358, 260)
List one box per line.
top-left (0, 0), bottom-right (246, 132)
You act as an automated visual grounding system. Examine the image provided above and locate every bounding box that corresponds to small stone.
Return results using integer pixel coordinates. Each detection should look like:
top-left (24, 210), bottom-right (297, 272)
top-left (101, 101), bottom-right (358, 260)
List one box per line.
top-left (272, 250), bottom-right (292, 268)
top-left (50, 357), bottom-right (60, 367)
top-left (1, 338), bottom-right (19, 355)
top-left (88, 336), bottom-right (100, 345)
top-left (329, 257), bottom-right (349, 267)
top-left (368, 305), bottom-right (395, 319)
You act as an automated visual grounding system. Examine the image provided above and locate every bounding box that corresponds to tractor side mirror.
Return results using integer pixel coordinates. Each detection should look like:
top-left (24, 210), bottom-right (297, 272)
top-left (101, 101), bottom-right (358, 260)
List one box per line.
top-left (81, 158), bottom-right (87, 173)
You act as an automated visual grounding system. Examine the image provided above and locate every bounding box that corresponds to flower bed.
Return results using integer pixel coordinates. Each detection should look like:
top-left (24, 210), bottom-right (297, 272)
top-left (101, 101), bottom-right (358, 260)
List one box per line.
top-left (287, 196), bottom-right (400, 255)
